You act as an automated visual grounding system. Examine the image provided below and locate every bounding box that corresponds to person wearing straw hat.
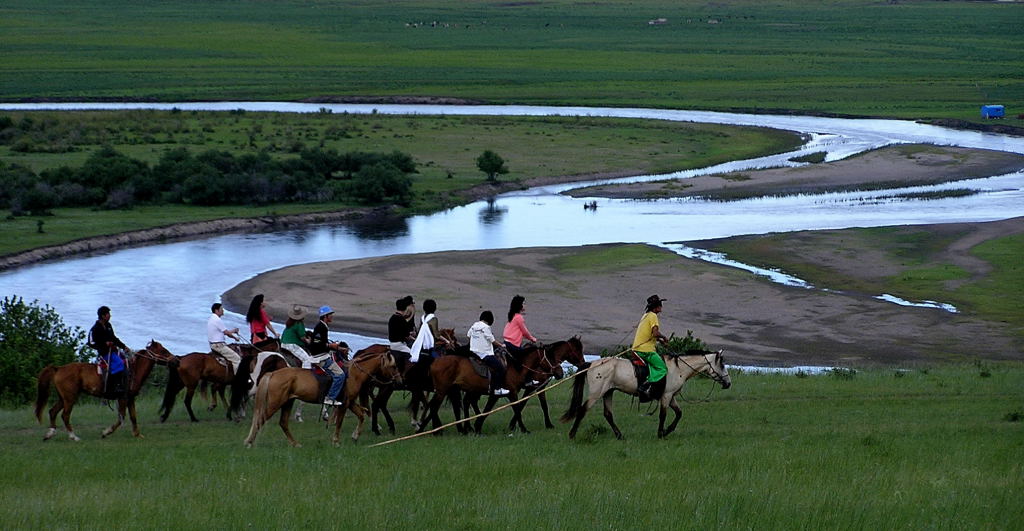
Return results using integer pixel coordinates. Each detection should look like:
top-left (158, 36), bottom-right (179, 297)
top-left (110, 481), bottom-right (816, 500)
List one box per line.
top-left (280, 305), bottom-right (315, 368)
top-left (310, 305), bottom-right (349, 406)
top-left (632, 294), bottom-right (669, 400)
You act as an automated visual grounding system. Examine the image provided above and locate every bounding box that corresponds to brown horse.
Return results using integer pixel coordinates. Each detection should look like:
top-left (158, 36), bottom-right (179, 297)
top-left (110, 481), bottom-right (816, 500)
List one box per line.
top-left (505, 336), bottom-right (586, 432)
top-left (159, 348), bottom-right (243, 422)
top-left (421, 344), bottom-right (562, 435)
top-left (366, 328), bottom-right (462, 435)
top-left (243, 348), bottom-right (402, 448)
top-left (561, 350), bottom-right (731, 439)
top-left (35, 340), bottom-right (178, 441)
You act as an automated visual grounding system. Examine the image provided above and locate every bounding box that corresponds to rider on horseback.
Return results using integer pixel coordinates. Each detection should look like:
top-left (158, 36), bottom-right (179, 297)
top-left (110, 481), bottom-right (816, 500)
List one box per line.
top-left (89, 305), bottom-right (130, 396)
top-left (503, 295), bottom-right (543, 386)
top-left (310, 305), bottom-right (349, 406)
top-left (469, 311), bottom-right (510, 396)
top-left (388, 296), bottom-right (416, 372)
top-left (633, 295), bottom-right (669, 400)
top-left (207, 303), bottom-right (243, 376)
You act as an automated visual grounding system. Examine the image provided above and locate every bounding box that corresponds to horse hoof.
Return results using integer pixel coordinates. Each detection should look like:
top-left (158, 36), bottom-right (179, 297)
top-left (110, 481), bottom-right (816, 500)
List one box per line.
top-left (43, 428), bottom-right (57, 441)
top-left (69, 433), bottom-right (81, 442)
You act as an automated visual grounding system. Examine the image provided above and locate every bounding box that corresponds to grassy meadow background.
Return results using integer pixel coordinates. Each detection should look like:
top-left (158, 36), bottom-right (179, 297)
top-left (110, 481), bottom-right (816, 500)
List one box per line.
top-left (1, 0), bottom-right (1021, 121)
top-left (0, 111), bottom-right (801, 256)
top-left (4, 365), bottom-right (1022, 528)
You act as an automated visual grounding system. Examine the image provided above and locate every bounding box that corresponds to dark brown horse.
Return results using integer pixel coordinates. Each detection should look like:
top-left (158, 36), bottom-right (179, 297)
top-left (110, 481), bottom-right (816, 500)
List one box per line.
top-left (35, 340), bottom-right (178, 441)
top-left (243, 348), bottom-right (402, 447)
top-left (159, 348), bottom-right (242, 422)
top-left (366, 328), bottom-right (461, 435)
top-left (421, 344), bottom-right (562, 435)
top-left (505, 336), bottom-right (585, 432)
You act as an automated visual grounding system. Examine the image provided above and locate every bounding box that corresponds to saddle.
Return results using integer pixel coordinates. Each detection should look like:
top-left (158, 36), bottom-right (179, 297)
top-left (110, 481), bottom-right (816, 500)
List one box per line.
top-left (469, 357), bottom-right (490, 379)
top-left (310, 365), bottom-right (333, 402)
top-left (209, 352), bottom-right (236, 377)
top-left (629, 352), bottom-right (665, 403)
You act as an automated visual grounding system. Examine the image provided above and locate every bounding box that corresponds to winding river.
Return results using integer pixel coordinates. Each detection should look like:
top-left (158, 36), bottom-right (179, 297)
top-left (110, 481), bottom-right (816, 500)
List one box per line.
top-left (2, 103), bottom-right (1023, 356)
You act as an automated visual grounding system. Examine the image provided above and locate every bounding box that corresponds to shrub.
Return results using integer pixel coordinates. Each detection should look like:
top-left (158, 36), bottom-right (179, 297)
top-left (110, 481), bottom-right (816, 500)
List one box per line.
top-left (0, 296), bottom-right (89, 405)
top-left (657, 330), bottom-right (709, 356)
top-left (351, 162), bottom-right (413, 205)
top-left (476, 150), bottom-right (508, 182)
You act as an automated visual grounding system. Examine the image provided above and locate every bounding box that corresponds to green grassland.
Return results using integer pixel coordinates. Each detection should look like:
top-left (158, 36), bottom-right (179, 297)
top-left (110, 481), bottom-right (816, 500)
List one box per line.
top-left (1, 0), bottom-right (1021, 121)
top-left (2, 365), bottom-right (1021, 528)
top-left (701, 226), bottom-right (1024, 341)
top-left (0, 111), bottom-right (802, 257)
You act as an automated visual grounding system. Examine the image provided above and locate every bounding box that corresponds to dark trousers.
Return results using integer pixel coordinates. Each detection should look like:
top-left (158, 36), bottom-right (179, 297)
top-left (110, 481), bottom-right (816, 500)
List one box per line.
top-left (482, 355), bottom-right (506, 391)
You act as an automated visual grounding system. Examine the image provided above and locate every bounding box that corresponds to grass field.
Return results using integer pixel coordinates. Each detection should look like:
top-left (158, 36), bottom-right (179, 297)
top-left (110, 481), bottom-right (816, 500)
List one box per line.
top-left (0, 111), bottom-right (801, 257)
top-left (3, 364), bottom-right (1022, 528)
top-left (1, 0), bottom-right (1021, 121)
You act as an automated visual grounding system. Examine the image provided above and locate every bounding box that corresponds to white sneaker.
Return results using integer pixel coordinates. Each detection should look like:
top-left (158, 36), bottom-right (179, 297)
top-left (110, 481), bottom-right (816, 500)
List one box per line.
top-left (528, 380), bottom-right (543, 386)
top-left (323, 398), bottom-right (343, 406)
top-left (492, 388), bottom-right (510, 396)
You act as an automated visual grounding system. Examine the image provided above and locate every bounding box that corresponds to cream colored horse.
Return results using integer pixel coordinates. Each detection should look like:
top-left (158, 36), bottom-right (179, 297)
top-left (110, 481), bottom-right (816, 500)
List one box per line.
top-left (560, 350), bottom-right (731, 439)
top-left (243, 351), bottom-right (400, 448)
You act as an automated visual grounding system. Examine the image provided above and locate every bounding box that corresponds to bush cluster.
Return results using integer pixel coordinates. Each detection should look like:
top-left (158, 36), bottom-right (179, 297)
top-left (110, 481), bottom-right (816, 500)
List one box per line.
top-left (0, 296), bottom-right (90, 405)
top-left (0, 145), bottom-right (417, 214)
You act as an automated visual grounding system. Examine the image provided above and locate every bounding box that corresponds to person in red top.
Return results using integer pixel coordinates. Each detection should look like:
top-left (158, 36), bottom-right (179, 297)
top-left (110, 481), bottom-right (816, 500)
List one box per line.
top-left (502, 294), bottom-right (539, 361)
top-left (245, 294), bottom-right (278, 343)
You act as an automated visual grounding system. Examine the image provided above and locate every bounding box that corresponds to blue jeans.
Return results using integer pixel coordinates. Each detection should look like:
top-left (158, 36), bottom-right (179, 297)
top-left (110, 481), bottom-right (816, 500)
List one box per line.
top-left (323, 358), bottom-right (347, 401)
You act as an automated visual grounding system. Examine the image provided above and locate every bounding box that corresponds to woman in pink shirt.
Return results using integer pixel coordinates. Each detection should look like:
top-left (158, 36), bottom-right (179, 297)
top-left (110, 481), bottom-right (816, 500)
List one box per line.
top-left (503, 294), bottom-right (539, 359)
top-left (245, 293), bottom-right (278, 343)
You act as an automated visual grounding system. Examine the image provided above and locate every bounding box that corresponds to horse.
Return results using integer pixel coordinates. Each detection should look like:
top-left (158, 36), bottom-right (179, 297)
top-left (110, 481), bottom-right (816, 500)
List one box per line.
top-left (226, 338), bottom-right (286, 417)
top-left (420, 343), bottom-right (563, 435)
top-left (243, 348), bottom-right (402, 448)
top-left (505, 336), bottom-right (585, 432)
top-left (560, 350), bottom-right (731, 439)
top-left (366, 328), bottom-right (461, 435)
top-left (159, 347), bottom-right (246, 422)
top-left (35, 340), bottom-right (178, 441)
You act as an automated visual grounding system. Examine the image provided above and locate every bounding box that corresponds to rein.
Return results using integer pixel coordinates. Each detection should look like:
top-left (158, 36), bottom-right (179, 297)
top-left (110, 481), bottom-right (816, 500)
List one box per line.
top-left (671, 352), bottom-right (726, 402)
top-left (348, 352), bottom-right (400, 386)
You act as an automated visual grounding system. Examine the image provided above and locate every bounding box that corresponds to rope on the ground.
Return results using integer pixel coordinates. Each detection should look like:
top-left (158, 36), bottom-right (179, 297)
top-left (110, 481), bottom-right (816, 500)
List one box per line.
top-left (368, 348), bottom-right (632, 448)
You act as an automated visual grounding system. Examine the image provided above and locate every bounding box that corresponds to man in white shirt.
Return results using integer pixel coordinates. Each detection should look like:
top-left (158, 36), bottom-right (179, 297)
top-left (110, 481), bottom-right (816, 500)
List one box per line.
top-left (467, 310), bottom-right (509, 396)
top-left (208, 303), bottom-right (243, 374)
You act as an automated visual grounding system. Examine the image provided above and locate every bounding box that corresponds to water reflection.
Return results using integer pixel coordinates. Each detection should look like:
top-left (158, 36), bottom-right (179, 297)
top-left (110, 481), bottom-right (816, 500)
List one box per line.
top-left (478, 198), bottom-right (508, 225)
top-left (346, 211), bottom-right (410, 240)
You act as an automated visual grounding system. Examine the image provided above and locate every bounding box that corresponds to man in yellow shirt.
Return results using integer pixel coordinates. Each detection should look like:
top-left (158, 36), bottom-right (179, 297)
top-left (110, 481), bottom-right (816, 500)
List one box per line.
top-left (632, 295), bottom-right (669, 398)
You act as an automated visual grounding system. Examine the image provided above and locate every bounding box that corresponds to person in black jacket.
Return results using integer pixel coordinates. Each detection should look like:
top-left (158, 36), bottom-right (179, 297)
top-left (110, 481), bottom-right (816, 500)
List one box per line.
top-left (89, 306), bottom-right (129, 396)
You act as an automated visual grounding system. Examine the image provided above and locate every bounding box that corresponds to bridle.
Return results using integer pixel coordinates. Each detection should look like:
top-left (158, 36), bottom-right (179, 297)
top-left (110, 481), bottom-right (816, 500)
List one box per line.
top-left (135, 342), bottom-right (176, 365)
top-left (348, 352), bottom-right (401, 386)
top-left (675, 350), bottom-right (729, 388)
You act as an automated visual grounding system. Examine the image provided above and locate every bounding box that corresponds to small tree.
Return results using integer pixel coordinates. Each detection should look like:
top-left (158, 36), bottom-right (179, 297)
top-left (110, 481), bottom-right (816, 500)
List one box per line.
top-left (0, 296), bottom-right (89, 404)
top-left (476, 150), bottom-right (508, 182)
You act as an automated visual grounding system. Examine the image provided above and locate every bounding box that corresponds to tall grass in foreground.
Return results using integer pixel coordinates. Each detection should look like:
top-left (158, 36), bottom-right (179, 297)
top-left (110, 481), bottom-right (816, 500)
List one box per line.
top-left (2, 364), bottom-right (1021, 529)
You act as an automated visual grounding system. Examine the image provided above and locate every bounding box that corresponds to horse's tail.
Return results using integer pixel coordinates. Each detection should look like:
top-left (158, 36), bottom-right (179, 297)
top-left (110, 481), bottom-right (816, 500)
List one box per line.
top-left (158, 365), bottom-right (184, 421)
top-left (228, 357), bottom-right (252, 416)
top-left (559, 362), bottom-right (590, 424)
top-left (244, 370), bottom-right (274, 446)
top-left (34, 365), bottom-right (57, 423)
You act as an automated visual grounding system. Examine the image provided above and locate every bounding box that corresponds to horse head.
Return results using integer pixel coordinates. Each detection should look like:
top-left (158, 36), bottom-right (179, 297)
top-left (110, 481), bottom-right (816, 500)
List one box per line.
top-left (143, 339), bottom-right (179, 366)
top-left (438, 328), bottom-right (460, 352)
top-left (705, 350), bottom-right (731, 389)
top-left (381, 352), bottom-right (403, 386)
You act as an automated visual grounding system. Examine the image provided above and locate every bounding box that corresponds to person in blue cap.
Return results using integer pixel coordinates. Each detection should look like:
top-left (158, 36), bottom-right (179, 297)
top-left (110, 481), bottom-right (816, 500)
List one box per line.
top-left (309, 305), bottom-right (349, 406)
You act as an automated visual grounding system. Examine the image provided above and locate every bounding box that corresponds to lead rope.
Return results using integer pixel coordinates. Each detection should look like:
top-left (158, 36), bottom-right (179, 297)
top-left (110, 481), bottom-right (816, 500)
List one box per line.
top-left (369, 348), bottom-right (634, 448)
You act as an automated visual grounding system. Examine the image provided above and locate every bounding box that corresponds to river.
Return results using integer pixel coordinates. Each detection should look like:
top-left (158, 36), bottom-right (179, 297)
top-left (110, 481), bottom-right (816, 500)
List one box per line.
top-left (2, 103), bottom-right (1023, 356)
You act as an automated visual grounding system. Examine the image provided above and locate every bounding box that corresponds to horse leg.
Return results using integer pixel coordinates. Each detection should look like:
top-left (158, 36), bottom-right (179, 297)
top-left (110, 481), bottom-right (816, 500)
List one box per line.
top-left (350, 401), bottom-right (367, 442)
top-left (278, 399), bottom-right (300, 447)
top-left (331, 406), bottom-right (347, 446)
top-left (538, 391), bottom-right (554, 429)
top-left (473, 395), bottom-right (500, 434)
top-left (567, 393), bottom-right (601, 440)
top-left (184, 386), bottom-right (200, 422)
top-left (601, 392), bottom-right (623, 440)
top-left (293, 401), bottom-right (303, 423)
top-left (661, 395), bottom-right (684, 437)
top-left (508, 397), bottom-right (530, 434)
top-left (128, 399), bottom-right (143, 438)
top-left (45, 398), bottom-right (64, 441)
top-left (102, 399), bottom-right (127, 438)
top-left (379, 391), bottom-right (396, 435)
